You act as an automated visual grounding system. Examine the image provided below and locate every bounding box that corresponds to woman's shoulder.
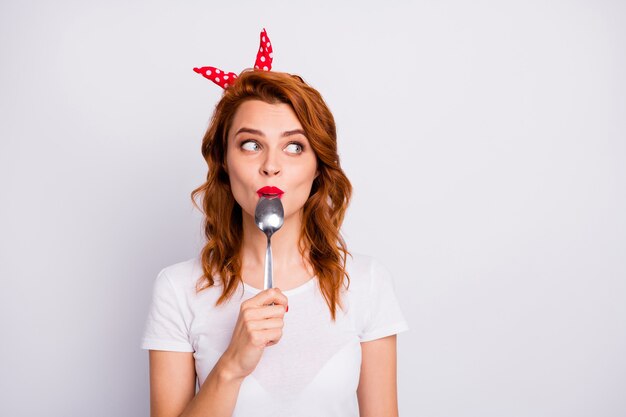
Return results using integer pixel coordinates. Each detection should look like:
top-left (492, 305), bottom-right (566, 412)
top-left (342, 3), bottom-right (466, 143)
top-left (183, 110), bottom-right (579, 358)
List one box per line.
top-left (155, 256), bottom-right (204, 289)
top-left (345, 252), bottom-right (389, 273)
top-left (344, 252), bottom-right (394, 292)
top-left (345, 252), bottom-right (373, 274)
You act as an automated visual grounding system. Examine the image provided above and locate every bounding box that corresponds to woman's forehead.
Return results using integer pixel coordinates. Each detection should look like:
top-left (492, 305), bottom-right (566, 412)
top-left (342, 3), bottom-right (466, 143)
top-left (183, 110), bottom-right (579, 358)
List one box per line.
top-left (229, 100), bottom-right (303, 135)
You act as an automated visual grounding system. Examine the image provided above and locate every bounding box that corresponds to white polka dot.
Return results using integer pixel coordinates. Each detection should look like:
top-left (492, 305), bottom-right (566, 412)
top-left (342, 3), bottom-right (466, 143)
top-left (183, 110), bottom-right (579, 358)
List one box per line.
top-left (224, 83), bottom-right (229, 87)
top-left (233, 74), bottom-right (237, 78)
top-left (207, 69), bottom-right (212, 75)
top-left (260, 56), bottom-right (265, 62)
top-left (269, 52), bottom-right (273, 58)
top-left (255, 65), bottom-right (259, 69)
top-left (215, 77), bottom-right (220, 82)
top-left (263, 66), bottom-right (268, 71)
top-left (260, 47), bottom-right (263, 52)
top-left (216, 69), bottom-right (221, 74)
top-left (224, 75), bottom-right (229, 80)
top-left (266, 42), bottom-right (271, 47)
top-left (262, 36), bottom-right (266, 42)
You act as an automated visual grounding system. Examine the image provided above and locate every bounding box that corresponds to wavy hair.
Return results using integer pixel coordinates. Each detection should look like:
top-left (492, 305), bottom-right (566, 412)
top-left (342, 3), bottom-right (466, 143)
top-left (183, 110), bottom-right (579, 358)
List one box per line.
top-left (190, 69), bottom-right (352, 320)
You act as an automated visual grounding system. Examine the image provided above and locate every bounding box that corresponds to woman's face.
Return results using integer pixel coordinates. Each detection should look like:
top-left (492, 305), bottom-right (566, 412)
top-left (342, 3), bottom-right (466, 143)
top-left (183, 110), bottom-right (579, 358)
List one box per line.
top-left (225, 99), bottom-right (318, 222)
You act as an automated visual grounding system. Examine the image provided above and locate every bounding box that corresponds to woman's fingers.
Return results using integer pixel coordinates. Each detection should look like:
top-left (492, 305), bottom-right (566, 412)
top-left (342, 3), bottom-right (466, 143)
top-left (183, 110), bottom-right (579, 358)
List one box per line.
top-left (260, 328), bottom-right (284, 347)
top-left (244, 325), bottom-right (284, 348)
top-left (243, 304), bottom-right (287, 322)
top-left (242, 288), bottom-right (288, 310)
top-left (220, 288), bottom-right (289, 379)
top-left (246, 317), bottom-right (284, 331)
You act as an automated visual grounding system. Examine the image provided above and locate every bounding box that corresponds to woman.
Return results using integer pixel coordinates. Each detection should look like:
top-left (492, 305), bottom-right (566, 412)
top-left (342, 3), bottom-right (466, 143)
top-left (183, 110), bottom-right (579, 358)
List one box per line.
top-left (141, 30), bottom-right (409, 417)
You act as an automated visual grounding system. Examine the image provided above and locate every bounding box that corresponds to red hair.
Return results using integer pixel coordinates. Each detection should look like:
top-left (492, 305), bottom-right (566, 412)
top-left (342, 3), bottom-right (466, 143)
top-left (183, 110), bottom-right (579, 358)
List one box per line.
top-left (191, 69), bottom-right (352, 320)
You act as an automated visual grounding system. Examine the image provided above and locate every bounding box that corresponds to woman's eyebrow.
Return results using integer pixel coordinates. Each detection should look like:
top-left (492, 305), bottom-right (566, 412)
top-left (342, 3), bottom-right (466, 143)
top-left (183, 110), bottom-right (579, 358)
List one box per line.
top-left (282, 129), bottom-right (306, 137)
top-left (234, 127), bottom-right (306, 137)
top-left (235, 127), bottom-right (264, 137)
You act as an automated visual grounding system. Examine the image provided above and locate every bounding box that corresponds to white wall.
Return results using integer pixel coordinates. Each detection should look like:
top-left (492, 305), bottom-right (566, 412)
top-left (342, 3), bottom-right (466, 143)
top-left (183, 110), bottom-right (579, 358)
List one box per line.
top-left (1, 0), bottom-right (625, 416)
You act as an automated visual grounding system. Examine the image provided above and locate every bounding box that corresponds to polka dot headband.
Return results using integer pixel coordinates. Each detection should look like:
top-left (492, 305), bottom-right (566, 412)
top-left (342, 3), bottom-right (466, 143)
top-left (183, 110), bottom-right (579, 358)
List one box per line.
top-left (193, 28), bottom-right (274, 89)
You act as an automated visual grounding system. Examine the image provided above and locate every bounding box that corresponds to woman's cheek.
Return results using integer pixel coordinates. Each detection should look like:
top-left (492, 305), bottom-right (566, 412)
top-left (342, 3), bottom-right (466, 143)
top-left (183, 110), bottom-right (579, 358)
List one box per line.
top-left (287, 188), bottom-right (307, 216)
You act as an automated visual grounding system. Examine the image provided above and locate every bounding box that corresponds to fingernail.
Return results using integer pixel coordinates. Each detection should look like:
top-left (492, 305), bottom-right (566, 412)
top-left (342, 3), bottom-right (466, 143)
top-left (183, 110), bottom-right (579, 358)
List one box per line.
top-left (286, 305), bottom-right (289, 313)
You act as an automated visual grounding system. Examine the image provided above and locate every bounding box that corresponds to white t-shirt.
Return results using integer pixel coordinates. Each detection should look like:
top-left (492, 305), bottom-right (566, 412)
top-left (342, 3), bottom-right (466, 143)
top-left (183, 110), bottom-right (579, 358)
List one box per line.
top-left (141, 253), bottom-right (409, 417)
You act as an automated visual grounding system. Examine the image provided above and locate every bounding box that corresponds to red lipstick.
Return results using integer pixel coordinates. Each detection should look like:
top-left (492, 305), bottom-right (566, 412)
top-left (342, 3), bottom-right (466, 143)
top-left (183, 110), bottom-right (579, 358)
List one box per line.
top-left (257, 186), bottom-right (284, 198)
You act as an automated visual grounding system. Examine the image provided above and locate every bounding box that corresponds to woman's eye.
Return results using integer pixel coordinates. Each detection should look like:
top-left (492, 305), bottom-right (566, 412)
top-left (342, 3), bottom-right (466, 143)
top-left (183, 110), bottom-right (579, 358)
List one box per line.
top-left (241, 141), bottom-right (260, 151)
top-left (284, 142), bottom-right (303, 154)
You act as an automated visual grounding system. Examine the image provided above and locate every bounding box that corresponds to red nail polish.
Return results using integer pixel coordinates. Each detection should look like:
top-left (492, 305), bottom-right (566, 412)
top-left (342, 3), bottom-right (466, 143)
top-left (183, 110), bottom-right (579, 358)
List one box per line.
top-left (286, 305), bottom-right (289, 313)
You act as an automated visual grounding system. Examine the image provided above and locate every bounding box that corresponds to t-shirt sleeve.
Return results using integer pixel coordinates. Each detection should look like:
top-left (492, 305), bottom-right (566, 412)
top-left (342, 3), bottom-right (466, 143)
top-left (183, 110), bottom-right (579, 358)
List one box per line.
top-left (140, 269), bottom-right (194, 352)
top-left (358, 258), bottom-right (410, 342)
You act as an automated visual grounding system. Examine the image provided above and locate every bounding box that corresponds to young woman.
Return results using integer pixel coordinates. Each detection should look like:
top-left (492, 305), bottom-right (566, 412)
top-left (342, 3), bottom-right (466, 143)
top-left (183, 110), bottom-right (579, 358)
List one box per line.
top-left (141, 30), bottom-right (409, 417)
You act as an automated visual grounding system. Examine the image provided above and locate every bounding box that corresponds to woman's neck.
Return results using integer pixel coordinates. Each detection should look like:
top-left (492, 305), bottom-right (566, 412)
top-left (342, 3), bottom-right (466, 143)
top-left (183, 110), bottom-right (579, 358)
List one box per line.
top-left (240, 210), bottom-right (314, 288)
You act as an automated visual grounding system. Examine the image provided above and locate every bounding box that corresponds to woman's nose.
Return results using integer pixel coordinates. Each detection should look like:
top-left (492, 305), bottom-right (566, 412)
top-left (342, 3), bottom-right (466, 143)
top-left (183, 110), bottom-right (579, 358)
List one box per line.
top-left (260, 151), bottom-right (281, 176)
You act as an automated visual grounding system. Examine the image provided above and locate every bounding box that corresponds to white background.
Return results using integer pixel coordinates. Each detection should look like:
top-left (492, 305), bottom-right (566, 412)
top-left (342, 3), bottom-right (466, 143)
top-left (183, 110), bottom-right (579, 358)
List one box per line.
top-left (1, 0), bottom-right (625, 416)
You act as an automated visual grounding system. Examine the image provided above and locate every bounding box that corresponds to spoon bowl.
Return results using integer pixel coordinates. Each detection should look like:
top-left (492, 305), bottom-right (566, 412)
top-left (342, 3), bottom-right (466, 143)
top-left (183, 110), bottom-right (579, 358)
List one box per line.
top-left (255, 196), bottom-right (284, 237)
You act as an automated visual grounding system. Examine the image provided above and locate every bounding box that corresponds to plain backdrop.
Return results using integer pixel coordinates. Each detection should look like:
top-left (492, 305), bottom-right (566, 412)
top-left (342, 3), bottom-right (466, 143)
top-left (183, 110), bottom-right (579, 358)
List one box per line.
top-left (1, 0), bottom-right (625, 416)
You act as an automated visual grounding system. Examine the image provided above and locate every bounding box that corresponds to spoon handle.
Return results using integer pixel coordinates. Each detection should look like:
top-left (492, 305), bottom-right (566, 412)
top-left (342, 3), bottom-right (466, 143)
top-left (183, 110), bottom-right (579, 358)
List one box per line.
top-left (263, 235), bottom-right (273, 290)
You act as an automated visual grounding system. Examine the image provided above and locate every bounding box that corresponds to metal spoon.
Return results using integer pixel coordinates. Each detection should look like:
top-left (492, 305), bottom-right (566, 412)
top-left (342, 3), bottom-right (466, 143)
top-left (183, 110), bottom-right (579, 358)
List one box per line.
top-left (254, 195), bottom-right (284, 290)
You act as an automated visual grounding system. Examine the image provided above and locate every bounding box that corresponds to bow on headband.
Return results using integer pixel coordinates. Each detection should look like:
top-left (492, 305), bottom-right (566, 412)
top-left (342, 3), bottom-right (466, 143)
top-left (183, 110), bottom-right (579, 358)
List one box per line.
top-left (193, 28), bottom-right (274, 89)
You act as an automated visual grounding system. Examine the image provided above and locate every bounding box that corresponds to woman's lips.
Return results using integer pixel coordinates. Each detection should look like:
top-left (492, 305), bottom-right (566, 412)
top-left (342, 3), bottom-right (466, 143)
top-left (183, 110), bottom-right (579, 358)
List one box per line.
top-left (257, 186), bottom-right (284, 198)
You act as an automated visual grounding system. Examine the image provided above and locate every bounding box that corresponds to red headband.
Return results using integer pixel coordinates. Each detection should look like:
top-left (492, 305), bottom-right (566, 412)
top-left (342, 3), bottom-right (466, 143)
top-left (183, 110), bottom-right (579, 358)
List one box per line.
top-left (193, 28), bottom-right (274, 89)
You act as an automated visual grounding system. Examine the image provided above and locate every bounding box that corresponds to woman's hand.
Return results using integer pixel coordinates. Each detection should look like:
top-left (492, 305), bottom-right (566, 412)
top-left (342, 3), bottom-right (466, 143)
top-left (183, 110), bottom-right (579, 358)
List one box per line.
top-left (220, 288), bottom-right (288, 380)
